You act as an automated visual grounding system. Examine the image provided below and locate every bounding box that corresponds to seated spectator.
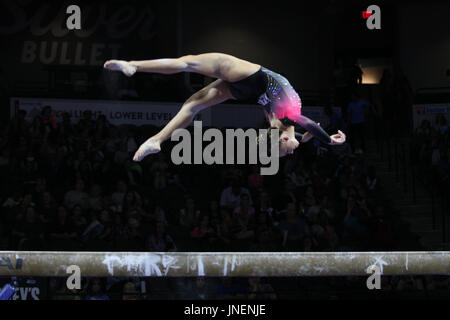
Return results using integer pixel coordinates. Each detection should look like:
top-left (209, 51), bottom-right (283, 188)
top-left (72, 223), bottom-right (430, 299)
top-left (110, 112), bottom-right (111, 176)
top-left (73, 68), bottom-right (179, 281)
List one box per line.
top-left (49, 205), bottom-right (77, 242)
top-left (19, 153), bottom-right (39, 182)
top-left (424, 275), bottom-right (450, 291)
top-left (369, 206), bottom-right (395, 250)
top-left (124, 159), bottom-right (142, 186)
top-left (179, 197), bottom-right (201, 230)
top-left (216, 209), bottom-right (233, 250)
top-left (78, 110), bottom-right (96, 132)
top-left (122, 281), bottom-right (141, 300)
top-left (32, 177), bottom-right (48, 200)
top-left (85, 278), bottom-right (110, 300)
top-left (59, 112), bottom-right (75, 136)
top-left (81, 209), bottom-right (113, 244)
top-left (213, 278), bottom-right (246, 300)
top-left (233, 194), bottom-right (255, 218)
top-left (231, 210), bottom-right (255, 240)
top-left (55, 155), bottom-right (76, 191)
top-left (324, 232), bottom-right (340, 251)
top-left (256, 191), bottom-right (278, 223)
top-left (110, 179), bottom-right (128, 210)
top-left (39, 105), bottom-right (58, 131)
top-left (247, 165), bottom-right (263, 190)
top-left (152, 169), bottom-right (168, 192)
top-left (247, 277), bottom-right (277, 300)
top-left (279, 203), bottom-right (310, 249)
top-left (70, 205), bottom-right (88, 236)
top-left (365, 165), bottom-right (378, 194)
top-left (286, 160), bottom-right (311, 188)
top-left (254, 210), bottom-right (276, 232)
top-left (190, 215), bottom-right (216, 239)
top-left (1, 189), bottom-right (23, 225)
top-left (435, 114), bottom-right (448, 135)
top-left (220, 178), bottom-right (252, 210)
top-left (121, 190), bottom-right (144, 216)
top-left (64, 179), bottom-right (89, 210)
top-left (343, 196), bottom-right (370, 246)
top-left (392, 276), bottom-right (425, 291)
top-left (36, 191), bottom-right (57, 223)
top-left (206, 200), bottom-right (221, 229)
top-left (380, 276), bottom-right (393, 291)
top-left (150, 152), bottom-right (169, 173)
top-left (143, 205), bottom-right (168, 225)
top-left (415, 119), bottom-right (432, 137)
top-left (122, 217), bottom-right (144, 244)
top-left (250, 213), bottom-right (279, 252)
top-left (275, 178), bottom-right (298, 207)
top-left (302, 236), bottom-right (319, 251)
top-left (13, 135), bottom-right (29, 164)
top-left (303, 185), bottom-right (317, 207)
top-left (2, 189), bottom-right (23, 209)
top-left (87, 184), bottom-right (104, 211)
top-left (104, 126), bottom-right (122, 157)
top-left (146, 222), bottom-right (176, 252)
top-left (113, 137), bottom-right (130, 165)
top-left (189, 277), bottom-right (213, 300)
top-left (11, 206), bottom-right (45, 250)
top-left (0, 147), bottom-right (10, 170)
top-left (78, 160), bottom-right (93, 185)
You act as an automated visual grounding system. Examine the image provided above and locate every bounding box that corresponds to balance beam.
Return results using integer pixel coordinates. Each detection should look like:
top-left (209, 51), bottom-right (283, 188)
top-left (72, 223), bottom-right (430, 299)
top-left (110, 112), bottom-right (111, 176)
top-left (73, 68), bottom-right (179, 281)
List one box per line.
top-left (0, 251), bottom-right (449, 277)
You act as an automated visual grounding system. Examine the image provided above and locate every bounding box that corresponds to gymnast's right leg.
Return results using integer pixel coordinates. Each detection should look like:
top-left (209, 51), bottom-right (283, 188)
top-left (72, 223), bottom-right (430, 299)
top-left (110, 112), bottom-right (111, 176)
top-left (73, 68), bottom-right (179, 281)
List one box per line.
top-left (103, 54), bottom-right (224, 78)
top-left (103, 53), bottom-right (260, 81)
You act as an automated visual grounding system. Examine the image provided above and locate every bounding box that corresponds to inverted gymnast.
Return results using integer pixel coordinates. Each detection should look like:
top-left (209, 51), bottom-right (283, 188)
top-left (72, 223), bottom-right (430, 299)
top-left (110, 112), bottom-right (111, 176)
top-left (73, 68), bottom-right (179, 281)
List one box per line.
top-left (103, 53), bottom-right (346, 161)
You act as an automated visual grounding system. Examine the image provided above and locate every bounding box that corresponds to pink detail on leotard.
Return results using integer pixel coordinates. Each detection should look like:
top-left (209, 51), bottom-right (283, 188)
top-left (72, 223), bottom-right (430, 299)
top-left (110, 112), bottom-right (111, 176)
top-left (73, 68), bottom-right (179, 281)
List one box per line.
top-left (272, 95), bottom-right (302, 123)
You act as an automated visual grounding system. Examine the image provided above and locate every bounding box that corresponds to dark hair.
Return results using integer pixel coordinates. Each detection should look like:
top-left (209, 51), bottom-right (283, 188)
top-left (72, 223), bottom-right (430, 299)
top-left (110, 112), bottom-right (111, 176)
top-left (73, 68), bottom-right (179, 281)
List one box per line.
top-left (279, 117), bottom-right (297, 127)
top-left (41, 105), bottom-right (52, 114)
top-left (240, 193), bottom-right (249, 200)
top-left (86, 278), bottom-right (107, 295)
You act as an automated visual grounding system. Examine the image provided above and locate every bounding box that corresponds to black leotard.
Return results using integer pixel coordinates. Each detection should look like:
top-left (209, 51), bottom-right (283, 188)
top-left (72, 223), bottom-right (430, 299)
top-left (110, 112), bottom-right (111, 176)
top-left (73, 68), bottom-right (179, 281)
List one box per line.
top-left (227, 67), bottom-right (332, 144)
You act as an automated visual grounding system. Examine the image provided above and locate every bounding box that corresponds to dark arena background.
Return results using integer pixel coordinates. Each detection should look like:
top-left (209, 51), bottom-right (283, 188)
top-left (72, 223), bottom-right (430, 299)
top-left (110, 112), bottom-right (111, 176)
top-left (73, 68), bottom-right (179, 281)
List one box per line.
top-left (0, 0), bottom-right (449, 308)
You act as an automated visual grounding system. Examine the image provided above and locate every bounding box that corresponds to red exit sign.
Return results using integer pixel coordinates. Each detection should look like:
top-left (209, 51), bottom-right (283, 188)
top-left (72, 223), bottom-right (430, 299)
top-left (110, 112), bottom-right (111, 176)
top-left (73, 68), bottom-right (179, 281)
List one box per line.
top-left (362, 11), bottom-right (372, 19)
top-left (362, 5), bottom-right (381, 29)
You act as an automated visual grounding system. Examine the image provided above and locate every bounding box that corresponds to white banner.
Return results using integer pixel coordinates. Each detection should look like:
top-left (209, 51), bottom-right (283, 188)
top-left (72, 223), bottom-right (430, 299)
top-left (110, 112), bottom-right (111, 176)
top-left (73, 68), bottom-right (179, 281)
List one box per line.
top-left (413, 103), bottom-right (450, 129)
top-left (10, 97), bottom-right (212, 126)
top-left (11, 97), bottom-right (340, 129)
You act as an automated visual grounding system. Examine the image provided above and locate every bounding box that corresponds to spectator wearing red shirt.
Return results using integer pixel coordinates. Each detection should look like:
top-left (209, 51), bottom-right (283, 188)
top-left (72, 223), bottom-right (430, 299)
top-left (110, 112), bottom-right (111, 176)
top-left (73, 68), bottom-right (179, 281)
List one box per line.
top-left (233, 193), bottom-right (255, 218)
top-left (190, 215), bottom-right (216, 239)
top-left (39, 105), bottom-right (58, 130)
top-left (248, 165), bottom-right (263, 189)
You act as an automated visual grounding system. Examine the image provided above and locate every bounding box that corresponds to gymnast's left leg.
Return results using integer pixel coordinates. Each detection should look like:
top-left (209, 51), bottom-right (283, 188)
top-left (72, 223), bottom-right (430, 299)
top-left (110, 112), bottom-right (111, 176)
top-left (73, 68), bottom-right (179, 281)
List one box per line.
top-left (132, 79), bottom-right (234, 161)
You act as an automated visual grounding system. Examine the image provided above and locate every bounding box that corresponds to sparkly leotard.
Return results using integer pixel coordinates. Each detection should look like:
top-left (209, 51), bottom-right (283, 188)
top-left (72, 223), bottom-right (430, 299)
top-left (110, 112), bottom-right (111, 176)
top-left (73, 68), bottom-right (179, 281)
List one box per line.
top-left (227, 66), bottom-right (332, 144)
top-left (227, 66), bottom-right (302, 124)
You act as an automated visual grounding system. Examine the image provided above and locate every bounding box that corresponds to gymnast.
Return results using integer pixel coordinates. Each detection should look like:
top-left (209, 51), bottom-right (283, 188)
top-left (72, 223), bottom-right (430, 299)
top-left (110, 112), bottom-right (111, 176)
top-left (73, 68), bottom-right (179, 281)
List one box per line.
top-left (103, 53), bottom-right (346, 161)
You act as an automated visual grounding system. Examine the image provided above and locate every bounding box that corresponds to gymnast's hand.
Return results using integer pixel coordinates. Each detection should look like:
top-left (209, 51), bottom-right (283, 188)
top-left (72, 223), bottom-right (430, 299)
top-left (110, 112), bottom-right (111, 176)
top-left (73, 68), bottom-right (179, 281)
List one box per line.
top-left (330, 130), bottom-right (346, 145)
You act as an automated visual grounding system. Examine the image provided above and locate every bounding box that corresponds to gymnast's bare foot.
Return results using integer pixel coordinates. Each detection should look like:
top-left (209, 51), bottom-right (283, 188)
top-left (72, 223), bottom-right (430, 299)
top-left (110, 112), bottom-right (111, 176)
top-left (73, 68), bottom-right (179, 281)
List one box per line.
top-left (133, 138), bottom-right (161, 161)
top-left (104, 60), bottom-right (137, 77)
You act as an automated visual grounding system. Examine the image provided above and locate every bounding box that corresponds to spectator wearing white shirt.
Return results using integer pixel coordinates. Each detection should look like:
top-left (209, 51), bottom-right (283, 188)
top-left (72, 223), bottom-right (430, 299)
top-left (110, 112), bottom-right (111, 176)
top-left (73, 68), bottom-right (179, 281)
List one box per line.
top-left (64, 179), bottom-right (89, 210)
top-left (220, 179), bottom-right (252, 210)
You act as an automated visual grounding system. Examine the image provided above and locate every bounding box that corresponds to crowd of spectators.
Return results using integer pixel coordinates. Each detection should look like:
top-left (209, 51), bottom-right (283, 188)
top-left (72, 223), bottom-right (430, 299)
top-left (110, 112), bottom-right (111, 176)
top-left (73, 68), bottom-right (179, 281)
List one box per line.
top-left (0, 102), bottom-right (448, 300)
top-left (411, 114), bottom-right (449, 209)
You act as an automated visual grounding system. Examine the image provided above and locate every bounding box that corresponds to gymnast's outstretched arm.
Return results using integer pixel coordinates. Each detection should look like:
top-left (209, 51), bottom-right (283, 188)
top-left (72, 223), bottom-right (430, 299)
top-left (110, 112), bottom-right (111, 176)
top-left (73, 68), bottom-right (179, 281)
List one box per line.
top-left (295, 114), bottom-right (346, 145)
